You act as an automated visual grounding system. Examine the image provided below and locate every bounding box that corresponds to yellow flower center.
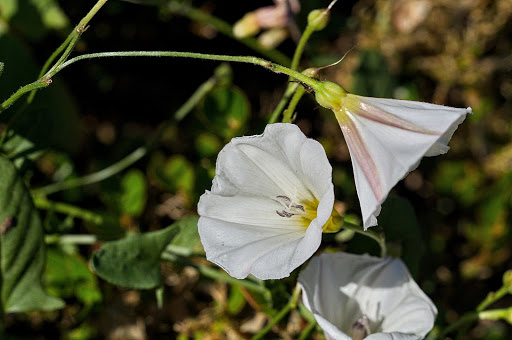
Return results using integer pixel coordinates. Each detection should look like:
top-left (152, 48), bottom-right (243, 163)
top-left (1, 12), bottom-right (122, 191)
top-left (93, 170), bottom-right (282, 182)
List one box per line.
top-left (274, 195), bottom-right (342, 233)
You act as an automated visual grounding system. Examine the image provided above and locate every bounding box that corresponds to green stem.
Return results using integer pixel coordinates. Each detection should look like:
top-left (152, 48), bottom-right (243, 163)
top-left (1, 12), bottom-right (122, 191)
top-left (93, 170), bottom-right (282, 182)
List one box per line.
top-left (0, 80), bottom-right (50, 113)
top-left (26, 34), bottom-right (74, 105)
top-left (251, 284), bottom-right (302, 340)
top-left (167, 1), bottom-right (290, 66)
top-left (31, 0), bottom-right (109, 104)
top-left (479, 307), bottom-right (512, 321)
top-left (38, 34), bottom-right (74, 79)
top-left (342, 221), bottom-right (387, 257)
top-left (1, 0), bottom-right (110, 114)
top-left (270, 12), bottom-right (318, 123)
top-left (33, 196), bottom-right (104, 224)
top-left (33, 146), bottom-right (147, 196)
top-left (298, 320), bottom-right (317, 340)
top-left (174, 75), bottom-right (217, 121)
top-left (437, 312), bottom-right (478, 338)
top-left (45, 0), bottom-right (109, 76)
top-left (282, 86), bottom-right (306, 123)
top-left (45, 234), bottom-right (98, 245)
top-left (476, 286), bottom-right (509, 312)
top-left (268, 83), bottom-right (298, 124)
top-left (290, 26), bottom-right (315, 75)
top-left (49, 51), bottom-right (318, 89)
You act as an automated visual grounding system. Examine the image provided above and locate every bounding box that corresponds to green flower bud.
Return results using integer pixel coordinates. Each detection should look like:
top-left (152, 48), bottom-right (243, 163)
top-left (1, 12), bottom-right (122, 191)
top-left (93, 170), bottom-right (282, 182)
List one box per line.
top-left (314, 81), bottom-right (346, 112)
top-left (302, 67), bottom-right (320, 79)
top-left (308, 9), bottom-right (330, 31)
top-left (233, 13), bottom-right (260, 38)
top-left (503, 270), bottom-right (512, 291)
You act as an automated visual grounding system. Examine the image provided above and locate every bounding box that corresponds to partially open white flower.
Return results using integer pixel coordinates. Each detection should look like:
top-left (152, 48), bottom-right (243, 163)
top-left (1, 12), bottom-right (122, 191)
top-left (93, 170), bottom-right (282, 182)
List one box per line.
top-left (198, 123), bottom-right (341, 280)
top-left (298, 252), bottom-right (437, 340)
top-left (315, 81), bottom-right (471, 229)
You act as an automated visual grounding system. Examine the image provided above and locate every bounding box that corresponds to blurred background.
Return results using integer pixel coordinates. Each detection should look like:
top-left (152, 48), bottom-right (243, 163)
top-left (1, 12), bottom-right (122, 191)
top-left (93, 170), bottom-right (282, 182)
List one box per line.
top-left (0, 0), bottom-right (511, 339)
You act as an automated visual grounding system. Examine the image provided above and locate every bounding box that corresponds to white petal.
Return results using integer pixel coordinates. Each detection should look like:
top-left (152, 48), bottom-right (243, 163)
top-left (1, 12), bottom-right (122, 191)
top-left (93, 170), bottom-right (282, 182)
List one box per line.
top-left (198, 193), bottom-right (306, 230)
top-left (198, 215), bottom-right (322, 280)
top-left (198, 123), bottom-right (336, 279)
top-left (339, 95), bottom-right (469, 229)
top-left (211, 123), bottom-right (331, 202)
top-left (197, 189), bottom-right (335, 279)
top-left (298, 252), bottom-right (437, 339)
top-left (365, 333), bottom-right (419, 340)
top-left (300, 139), bottom-right (333, 199)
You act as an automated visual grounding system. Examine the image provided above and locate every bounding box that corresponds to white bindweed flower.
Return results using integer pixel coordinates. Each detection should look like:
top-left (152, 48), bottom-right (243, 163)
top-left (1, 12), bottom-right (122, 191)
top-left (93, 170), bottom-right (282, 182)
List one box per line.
top-left (298, 252), bottom-right (437, 340)
top-left (197, 123), bottom-right (341, 280)
top-left (315, 81), bottom-right (471, 229)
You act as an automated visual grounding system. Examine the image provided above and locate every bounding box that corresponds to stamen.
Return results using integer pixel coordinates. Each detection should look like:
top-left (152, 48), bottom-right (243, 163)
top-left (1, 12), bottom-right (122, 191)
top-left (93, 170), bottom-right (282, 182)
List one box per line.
top-left (275, 195), bottom-right (306, 218)
top-left (351, 315), bottom-right (371, 340)
top-left (276, 195), bottom-right (291, 202)
top-left (276, 210), bottom-right (295, 218)
top-left (291, 204), bottom-right (304, 211)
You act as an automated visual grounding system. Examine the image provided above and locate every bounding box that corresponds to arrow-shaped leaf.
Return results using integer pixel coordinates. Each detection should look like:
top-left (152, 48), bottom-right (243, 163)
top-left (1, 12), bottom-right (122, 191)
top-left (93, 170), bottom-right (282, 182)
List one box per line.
top-left (0, 156), bottom-right (64, 312)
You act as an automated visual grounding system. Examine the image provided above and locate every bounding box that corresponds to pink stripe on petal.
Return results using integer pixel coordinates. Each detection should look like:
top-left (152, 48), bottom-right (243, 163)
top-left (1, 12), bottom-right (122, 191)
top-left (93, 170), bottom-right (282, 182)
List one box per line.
top-left (352, 96), bottom-right (442, 136)
top-left (337, 116), bottom-right (384, 201)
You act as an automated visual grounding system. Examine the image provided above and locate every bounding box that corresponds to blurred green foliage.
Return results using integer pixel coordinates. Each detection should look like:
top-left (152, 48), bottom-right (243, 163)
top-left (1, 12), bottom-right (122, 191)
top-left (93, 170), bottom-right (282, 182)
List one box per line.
top-left (0, 0), bottom-right (511, 338)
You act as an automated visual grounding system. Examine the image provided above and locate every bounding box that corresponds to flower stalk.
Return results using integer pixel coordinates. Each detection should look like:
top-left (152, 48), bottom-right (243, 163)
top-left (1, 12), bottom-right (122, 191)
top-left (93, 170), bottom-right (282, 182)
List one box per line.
top-left (342, 221), bottom-right (387, 257)
top-left (251, 284), bottom-right (302, 340)
top-left (47, 51), bottom-right (319, 88)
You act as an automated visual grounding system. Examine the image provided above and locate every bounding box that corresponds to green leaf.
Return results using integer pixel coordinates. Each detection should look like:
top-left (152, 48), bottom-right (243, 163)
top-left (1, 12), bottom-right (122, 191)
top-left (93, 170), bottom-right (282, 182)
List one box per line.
top-left (91, 225), bottom-right (180, 289)
top-left (1, 133), bottom-right (42, 170)
top-left (154, 155), bottom-right (195, 195)
top-left (195, 132), bottom-right (222, 158)
top-left (201, 86), bottom-right (250, 139)
top-left (378, 196), bottom-right (422, 278)
top-left (0, 0), bottom-right (69, 41)
top-left (164, 215), bottom-right (203, 257)
top-left (0, 156), bottom-right (64, 312)
top-left (119, 169), bottom-right (147, 217)
top-left (45, 247), bottom-right (102, 306)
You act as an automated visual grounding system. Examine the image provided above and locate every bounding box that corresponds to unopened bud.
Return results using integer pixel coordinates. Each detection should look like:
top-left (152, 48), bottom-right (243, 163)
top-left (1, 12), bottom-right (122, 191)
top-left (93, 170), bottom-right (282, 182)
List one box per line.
top-left (314, 81), bottom-right (346, 112)
top-left (233, 12), bottom-right (260, 38)
top-left (308, 9), bottom-right (330, 31)
top-left (258, 28), bottom-right (288, 49)
top-left (503, 270), bottom-right (512, 291)
top-left (302, 67), bottom-right (320, 79)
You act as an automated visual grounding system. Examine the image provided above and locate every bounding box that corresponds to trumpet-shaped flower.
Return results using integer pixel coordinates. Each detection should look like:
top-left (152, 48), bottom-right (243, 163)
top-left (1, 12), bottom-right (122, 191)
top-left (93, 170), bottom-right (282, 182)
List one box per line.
top-left (198, 123), bottom-right (341, 280)
top-left (315, 82), bottom-right (471, 229)
top-left (298, 252), bottom-right (437, 340)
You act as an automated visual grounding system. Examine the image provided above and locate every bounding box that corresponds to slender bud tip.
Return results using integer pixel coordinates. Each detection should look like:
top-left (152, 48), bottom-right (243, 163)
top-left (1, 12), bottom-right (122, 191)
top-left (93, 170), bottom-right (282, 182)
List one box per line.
top-left (308, 9), bottom-right (330, 31)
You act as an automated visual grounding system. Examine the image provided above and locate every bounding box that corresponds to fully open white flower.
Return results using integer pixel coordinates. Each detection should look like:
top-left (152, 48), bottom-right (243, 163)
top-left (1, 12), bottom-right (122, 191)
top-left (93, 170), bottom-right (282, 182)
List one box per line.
top-left (198, 123), bottom-right (341, 280)
top-left (298, 252), bottom-right (437, 340)
top-left (315, 81), bottom-right (471, 229)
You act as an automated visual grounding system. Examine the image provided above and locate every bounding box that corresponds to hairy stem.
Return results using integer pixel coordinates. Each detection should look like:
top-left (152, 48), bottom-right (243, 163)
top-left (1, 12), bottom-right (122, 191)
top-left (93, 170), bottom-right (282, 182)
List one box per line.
top-left (342, 221), bottom-right (387, 258)
top-left (49, 51), bottom-right (319, 89)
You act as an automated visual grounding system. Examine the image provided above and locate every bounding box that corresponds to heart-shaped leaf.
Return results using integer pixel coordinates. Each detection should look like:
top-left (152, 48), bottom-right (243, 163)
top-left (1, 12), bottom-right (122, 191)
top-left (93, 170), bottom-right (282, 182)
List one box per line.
top-left (0, 156), bottom-right (64, 312)
top-left (91, 224), bottom-right (180, 289)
